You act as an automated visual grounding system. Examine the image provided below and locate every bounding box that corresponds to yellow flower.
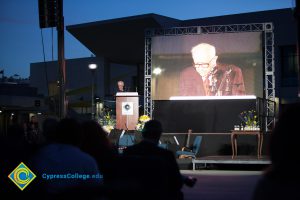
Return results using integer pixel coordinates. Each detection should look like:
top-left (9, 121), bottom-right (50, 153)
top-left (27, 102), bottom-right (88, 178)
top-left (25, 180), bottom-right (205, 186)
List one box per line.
top-left (136, 115), bottom-right (151, 131)
top-left (139, 115), bottom-right (150, 122)
top-left (103, 125), bottom-right (114, 133)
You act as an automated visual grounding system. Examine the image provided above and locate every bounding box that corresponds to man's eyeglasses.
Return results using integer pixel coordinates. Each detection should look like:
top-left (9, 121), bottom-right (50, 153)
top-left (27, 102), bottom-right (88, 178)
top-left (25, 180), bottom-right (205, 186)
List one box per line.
top-left (193, 56), bottom-right (215, 69)
top-left (194, 63), bottom-right (209, 69)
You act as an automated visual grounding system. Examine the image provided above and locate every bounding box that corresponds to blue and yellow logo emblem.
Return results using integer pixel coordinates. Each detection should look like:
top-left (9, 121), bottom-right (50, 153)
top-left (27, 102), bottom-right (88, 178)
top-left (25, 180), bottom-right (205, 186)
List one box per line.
top-left (8, 162), bottom-right (36, 191)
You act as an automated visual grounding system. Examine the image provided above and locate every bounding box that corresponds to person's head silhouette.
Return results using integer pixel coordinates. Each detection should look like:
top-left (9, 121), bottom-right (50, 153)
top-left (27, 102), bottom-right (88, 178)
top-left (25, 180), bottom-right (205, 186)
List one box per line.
top-left (55, 118), bottom-right (82, 146)
top-left (142, 119), bottom-right (163, 143)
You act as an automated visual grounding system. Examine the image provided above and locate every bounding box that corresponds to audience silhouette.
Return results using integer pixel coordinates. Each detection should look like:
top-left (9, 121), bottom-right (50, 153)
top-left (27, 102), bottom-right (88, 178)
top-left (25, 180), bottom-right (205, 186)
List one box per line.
top-left (123, 119), bottom-right (184, 200)
top-left (41, 117), bottom-right (59, 144)
top-left (30, 118), bottom-right (102, 196)
top-left (81, 120), bottom-right (118, 182)
top-left (24, 115), bottom-right (40, 144)
top-left (0, 116), bottom-right (32, 194)
top-left (252, 103), bottom-right (300, 200)
top-left (2, 117), bottom-right (198, 199)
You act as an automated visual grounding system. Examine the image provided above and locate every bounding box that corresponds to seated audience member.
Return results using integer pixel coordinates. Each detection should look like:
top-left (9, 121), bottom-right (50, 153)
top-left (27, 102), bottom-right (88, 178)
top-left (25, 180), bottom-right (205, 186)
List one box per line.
top-left (41, 117), bottom-right (59, 144)
top-left (0, 117), bottom-right (33, 194)
top-left (24, 115), bottom-right (41, 144)
top-left (252, 103), bottom-right (300, 200)
top-left (123, 119), bottom-right (184, 200)
top-left (30, 118), bottom-right (102, 195)
top-left (80, 120), bottom-right (118, 182)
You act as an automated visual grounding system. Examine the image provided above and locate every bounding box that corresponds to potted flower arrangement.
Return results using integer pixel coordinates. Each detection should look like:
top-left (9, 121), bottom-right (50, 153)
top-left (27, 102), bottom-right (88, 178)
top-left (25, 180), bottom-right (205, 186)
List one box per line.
top-left (239, 110), bottom-right (259, 130)
top-left (99, 110), bottom-right (116, 133)
top-left (136, 115), bottom-right (151, 132)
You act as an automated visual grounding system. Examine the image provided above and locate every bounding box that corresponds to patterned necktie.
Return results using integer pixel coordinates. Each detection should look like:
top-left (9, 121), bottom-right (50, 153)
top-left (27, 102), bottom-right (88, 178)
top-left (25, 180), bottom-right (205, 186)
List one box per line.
top-left (203, 78), bottom-right (210, 96)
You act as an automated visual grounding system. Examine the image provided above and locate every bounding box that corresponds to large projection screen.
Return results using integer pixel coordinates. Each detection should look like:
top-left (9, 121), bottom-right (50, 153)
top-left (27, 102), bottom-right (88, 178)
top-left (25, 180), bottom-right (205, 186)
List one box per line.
top-left (151, 32), bottom-right (263, 100)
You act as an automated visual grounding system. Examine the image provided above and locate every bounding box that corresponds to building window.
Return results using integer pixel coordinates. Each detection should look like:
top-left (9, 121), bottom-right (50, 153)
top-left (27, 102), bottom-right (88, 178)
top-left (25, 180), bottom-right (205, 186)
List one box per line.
top-left (280, 45), bottom-right (299, 86)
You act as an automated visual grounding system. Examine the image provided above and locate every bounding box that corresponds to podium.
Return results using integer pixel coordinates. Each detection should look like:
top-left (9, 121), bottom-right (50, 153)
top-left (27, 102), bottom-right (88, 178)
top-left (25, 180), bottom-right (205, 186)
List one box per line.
top-left (116, 92), bottom-right (139, 130)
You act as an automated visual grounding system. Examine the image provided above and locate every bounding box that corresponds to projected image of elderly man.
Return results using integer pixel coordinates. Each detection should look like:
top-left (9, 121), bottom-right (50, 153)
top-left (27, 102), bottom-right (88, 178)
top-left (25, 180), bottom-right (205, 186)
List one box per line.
top-left (179, 43), bottom-right (246, 96)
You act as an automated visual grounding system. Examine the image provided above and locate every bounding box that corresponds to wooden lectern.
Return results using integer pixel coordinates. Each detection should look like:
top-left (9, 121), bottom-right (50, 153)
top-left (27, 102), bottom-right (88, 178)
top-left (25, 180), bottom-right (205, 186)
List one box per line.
top-left (116, 92), bottom-right (139, 130)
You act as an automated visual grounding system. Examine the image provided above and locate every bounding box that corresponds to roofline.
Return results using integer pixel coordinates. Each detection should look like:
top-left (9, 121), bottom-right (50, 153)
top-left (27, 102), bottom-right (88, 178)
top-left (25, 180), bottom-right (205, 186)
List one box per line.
top-left (67, 13), bottom-right (180, 30)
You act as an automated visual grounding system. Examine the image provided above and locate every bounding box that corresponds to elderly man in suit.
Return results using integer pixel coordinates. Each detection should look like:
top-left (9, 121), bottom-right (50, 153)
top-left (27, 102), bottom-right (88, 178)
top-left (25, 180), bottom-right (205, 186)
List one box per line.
top-left (179, 43), bottom-right (246, 96)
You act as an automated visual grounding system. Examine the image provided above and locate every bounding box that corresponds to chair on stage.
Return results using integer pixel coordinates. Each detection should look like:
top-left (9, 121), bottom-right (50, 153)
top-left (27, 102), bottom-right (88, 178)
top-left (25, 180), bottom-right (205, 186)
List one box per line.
top-left (158, 142), bottom-right (168, 149)
top-left (176, 136), bottom-right (202, 159)
top-left (118, 134), bottom-right (135, 153)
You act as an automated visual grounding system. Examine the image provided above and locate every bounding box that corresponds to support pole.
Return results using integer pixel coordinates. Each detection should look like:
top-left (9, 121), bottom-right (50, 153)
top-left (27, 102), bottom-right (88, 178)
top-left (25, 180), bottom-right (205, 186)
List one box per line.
top-left (57, 0), bottom-right (66, 119)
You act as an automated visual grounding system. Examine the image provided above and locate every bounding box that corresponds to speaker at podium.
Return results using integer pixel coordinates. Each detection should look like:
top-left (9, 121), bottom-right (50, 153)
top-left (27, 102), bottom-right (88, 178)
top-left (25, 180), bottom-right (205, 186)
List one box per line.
top-left (115, 92), bottom-right (139, 130)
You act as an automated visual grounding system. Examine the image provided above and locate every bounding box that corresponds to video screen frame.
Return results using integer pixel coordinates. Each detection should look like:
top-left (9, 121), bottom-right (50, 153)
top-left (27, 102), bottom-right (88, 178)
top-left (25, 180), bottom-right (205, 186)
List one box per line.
top-left (144, 23), bottom-right (275, 116)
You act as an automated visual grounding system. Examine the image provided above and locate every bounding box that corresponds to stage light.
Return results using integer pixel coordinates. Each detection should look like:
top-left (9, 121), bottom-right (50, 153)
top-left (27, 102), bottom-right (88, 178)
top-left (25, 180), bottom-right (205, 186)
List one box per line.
top-left (153, 67), bottom-right (162, 75)
top-left (169, 95), bottom-right (257, 100)
top-left (0, 110), bottom-right (2, 114)
top-left (37, 112), bottom-right (42, 115)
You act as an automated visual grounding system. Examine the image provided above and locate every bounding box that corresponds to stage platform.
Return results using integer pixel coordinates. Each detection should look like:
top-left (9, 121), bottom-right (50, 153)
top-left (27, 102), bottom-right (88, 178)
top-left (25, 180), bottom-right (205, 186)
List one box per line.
top-left (192, 156), bottom-right (271, 170)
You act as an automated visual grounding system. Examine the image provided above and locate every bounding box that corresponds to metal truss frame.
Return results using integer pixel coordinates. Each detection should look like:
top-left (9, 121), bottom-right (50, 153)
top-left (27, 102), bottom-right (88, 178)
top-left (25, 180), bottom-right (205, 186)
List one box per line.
top-left (144, 23), bottom-right (275, 131)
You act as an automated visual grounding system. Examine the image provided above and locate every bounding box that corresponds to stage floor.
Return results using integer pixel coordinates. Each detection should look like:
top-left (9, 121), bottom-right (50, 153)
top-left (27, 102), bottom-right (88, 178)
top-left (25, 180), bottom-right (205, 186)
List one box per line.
top-left (192, 155), bottom-right (271, 170)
